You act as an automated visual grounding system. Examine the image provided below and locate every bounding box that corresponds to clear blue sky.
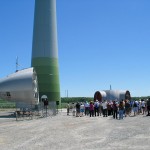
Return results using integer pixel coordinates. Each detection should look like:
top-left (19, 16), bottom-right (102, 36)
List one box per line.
top-left (0, 0), bottom-right (150, 97)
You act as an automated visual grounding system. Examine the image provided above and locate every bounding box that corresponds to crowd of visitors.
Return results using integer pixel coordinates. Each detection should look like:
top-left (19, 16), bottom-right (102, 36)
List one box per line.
top-left (67, 98), bottom-right (150, 120)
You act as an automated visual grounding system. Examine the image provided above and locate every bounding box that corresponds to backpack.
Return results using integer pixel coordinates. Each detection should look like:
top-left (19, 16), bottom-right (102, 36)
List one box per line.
top-left (133, 102), bottom-right (137, 107)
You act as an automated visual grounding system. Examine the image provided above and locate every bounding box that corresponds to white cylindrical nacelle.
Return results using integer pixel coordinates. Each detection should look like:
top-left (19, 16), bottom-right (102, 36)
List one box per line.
top-left (0, 67), bottom-right (39, 105)
top-left (94, 91), bottom-right (107, 102)
top-left (94, 90), bottom-right (131, 101)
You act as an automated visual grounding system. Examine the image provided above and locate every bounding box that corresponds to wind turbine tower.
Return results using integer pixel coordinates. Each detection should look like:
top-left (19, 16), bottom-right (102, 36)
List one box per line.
top-left (31, 0), bottom-right (60, 105)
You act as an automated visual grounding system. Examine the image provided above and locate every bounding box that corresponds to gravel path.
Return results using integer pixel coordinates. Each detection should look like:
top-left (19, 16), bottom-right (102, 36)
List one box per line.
top-left (0, 110), bottom-right (150, 150)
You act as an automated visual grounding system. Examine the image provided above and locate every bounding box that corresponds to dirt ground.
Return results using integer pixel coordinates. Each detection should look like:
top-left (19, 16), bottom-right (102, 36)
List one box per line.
top-left (0, 109), bottom-right (150, 150)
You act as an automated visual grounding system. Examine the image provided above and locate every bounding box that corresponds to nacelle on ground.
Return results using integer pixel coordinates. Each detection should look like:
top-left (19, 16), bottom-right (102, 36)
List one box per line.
top-left (0, 67), bottom-right (39, 107)
top-left (94, 90), bottom-right (131, 102)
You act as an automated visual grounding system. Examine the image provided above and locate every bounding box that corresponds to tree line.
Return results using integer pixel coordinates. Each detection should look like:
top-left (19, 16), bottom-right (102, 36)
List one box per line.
top-left (61, 96), bottom-right (150, 103)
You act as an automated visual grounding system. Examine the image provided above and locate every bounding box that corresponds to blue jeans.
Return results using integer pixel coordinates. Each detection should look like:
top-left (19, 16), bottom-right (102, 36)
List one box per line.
top-left (119, 110), bottom-right (124, 119)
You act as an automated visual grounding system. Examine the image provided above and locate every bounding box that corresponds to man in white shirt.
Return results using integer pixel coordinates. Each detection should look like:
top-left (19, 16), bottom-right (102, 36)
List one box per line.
top-left (94, 100), bottom-right (99, 116)
top-left (102, 100), bottom-right (108, 117)
top-left (84, 101), bottom-right (89, 116)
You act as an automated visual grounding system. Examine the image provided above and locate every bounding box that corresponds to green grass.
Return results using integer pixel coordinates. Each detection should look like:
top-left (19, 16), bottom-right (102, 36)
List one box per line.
top-left (0, 99), bottom-right (15, 108)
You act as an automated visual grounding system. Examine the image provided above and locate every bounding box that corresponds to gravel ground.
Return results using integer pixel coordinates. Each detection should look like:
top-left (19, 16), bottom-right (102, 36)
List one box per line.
top-left (0, 109), bottom-right (150, 150)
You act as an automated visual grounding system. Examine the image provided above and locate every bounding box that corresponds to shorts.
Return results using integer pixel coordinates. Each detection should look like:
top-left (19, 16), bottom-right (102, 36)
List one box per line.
top-left (133, 107), bottom-right (138, 112)
top-left (80, 109), bottom-right (84, 113)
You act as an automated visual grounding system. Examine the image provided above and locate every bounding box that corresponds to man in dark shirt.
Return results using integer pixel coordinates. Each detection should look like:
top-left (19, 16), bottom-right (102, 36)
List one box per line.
top-left (76, 102), bottom-right (80, 117)
top-left (146, 98), bottom-right (150, 116)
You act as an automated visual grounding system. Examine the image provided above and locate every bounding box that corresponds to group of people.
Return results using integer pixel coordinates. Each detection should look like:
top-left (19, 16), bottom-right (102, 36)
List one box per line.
top-left (67, 98), bottom-right (150, 120)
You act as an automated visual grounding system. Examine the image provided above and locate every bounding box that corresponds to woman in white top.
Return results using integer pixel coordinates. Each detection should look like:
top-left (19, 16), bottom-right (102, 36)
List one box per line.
top-left (102, 100), bottom-right (108, 117)
top-left (141, 99), bottom-right (146, 115)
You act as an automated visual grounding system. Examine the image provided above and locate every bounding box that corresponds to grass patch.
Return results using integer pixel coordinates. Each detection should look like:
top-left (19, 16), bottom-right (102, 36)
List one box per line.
top-left (0, 99), bottom-right (15, 108)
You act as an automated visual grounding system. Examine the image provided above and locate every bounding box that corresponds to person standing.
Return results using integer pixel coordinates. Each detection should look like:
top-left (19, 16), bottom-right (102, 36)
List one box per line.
top-left (146, 98), bottom-right (150, 116)
top-left (89, 101), bottom-right (94, 117)
top-left (72, 103), bottom-right (76, 116)
top-left (80, 103), bottom-right (85, 117)
top-left (112, 101), bottom-right (118, 119)
top-left (99, 101), bottom-right (103, 116)
top-left (138, 101), bottom-right (142, 114)
top-left (118, 101), bottom-right (125, 120)
top-left (67, 102), bottom-right (70, 115)
top-left (102, 100), bottom-right (108, 117)
top-left (125, 100), bottom-right (131, 117)
top-left (76, 102), bottom-right (80, 117)
top-left (84, 101), bottom-right (89, 116)
top-left (94, 100), bottom-right (99, 116)
top-left (141, 99), bottom-right (146, 115)
top-left (133, 100), bottom-right (138, 116)
top-left (107, 102), bottom-right (112, 116)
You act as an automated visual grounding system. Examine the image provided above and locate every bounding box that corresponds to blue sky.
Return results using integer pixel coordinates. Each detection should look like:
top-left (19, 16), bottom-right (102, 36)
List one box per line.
top-left (0, 0), bottom-right (150, 97)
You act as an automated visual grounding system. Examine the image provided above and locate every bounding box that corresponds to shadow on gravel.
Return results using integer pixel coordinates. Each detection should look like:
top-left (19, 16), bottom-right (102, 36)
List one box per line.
top-left (143, 115), bottom-right (150, 117)
top-left (0, 114), bottom-right (15, 118)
